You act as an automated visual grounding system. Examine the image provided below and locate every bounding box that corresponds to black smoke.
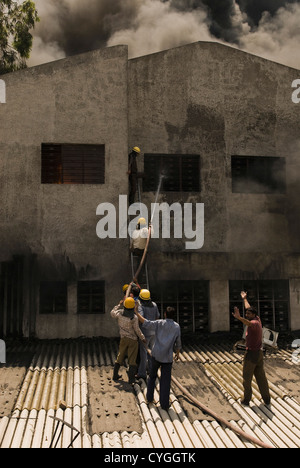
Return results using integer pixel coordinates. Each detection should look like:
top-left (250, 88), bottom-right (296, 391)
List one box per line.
top-left (236, 0), bottom-right (298, 25)
top-left (168, 0), bottom-right (241, 42)
top-left (32, 0), bottom-right (300, 65)
top-left (34, 0), bottom-right (140, 57)
top-left (167, 0), bottom-right (299, 42)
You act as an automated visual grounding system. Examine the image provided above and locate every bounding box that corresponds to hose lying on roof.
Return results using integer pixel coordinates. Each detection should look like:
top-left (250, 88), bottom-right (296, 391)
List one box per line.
top-left (170, 372), bottom-right (274, 449)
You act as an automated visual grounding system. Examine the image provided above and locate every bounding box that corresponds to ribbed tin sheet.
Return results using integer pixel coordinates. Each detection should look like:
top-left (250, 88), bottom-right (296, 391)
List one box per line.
top-left (0, 339), bottom-right (299, 448)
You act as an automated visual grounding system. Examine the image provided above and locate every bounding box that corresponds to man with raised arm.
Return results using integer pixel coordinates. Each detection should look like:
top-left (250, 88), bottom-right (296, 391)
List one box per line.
top-left (232, 291), bottom-right (271, 406)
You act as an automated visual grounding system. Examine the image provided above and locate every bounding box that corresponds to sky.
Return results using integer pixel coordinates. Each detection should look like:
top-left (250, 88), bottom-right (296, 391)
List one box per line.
top-left (28, 0), bottom-right (300, 69)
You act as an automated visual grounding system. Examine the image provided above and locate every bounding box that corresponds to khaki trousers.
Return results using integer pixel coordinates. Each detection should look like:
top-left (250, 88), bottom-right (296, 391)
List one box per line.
top-left (116, 337), bottom-right (139, 367)
top-left (243, 350), bottom-right (271, 404)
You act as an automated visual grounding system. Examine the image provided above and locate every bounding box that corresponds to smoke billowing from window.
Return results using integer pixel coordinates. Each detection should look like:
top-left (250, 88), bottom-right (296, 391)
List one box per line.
top-left (30, 0), bottom-right (300, 68)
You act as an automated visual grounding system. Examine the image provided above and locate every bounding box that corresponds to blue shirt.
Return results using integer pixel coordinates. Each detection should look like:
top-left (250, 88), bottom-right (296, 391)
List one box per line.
top-left (139, 301), bottom-right (160, 336)
top-left (142, 319), bottom-right (182, 363)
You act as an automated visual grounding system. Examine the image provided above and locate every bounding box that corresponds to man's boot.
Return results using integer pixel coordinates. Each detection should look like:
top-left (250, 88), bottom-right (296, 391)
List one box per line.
top-left (113, 363), bottom-right (121, 381)
top-left (128, 365), bottom-right (137, 385)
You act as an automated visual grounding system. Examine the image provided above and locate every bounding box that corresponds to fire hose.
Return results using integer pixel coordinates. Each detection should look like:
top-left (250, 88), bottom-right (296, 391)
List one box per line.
top-left (125, 224), bottom-right (152, 299)
top-left (138, 340), bottom-right (273, 449)
top-left (170, 371), bottom-right (274, 449)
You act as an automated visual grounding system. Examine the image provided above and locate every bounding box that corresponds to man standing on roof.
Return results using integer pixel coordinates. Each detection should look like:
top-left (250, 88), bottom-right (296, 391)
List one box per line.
top-left (111, 297), bottom-right (146, 384)
top-left (232, 291), bottom-right (271, 406)
top-left (136, 289), bottom-right (160, 380)
top-left (135, 305), bottom-right (181, 411)
top-left (128, 146), bottom-right (141, 205)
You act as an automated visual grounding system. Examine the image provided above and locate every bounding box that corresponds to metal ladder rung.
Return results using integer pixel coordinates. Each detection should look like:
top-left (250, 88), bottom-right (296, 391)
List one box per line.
top-left (130, 253), bottom-right (149, 289)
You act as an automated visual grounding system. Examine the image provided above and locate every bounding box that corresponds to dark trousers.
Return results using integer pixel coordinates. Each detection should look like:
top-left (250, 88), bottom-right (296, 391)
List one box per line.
top-left (147, 357), bottom-right (173, 410)
top-left (129, 174), bottom-right (137, 205)
top-left (243, 350), bottom-right (271, 404)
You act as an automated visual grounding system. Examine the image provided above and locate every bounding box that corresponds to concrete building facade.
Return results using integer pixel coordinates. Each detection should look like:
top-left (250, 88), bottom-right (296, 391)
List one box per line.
top-left (0, 42), bottom-right (299, 339)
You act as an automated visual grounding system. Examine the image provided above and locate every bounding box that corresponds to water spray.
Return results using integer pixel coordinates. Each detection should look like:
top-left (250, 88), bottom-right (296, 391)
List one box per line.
top-left (150, 172), bottom-right (166, 224)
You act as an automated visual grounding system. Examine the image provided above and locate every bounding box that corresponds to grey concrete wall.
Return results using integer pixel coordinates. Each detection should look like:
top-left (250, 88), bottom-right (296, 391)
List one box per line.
top-left (128, 41), bottom-right (300, 331)
top-left (1, 42), bottom-right (299, 337)
top-left (0, 46), bottom-right (130, 338)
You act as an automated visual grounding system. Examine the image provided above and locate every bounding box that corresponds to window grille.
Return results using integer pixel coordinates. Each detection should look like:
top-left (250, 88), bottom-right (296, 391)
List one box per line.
top-left (229, 280), bottom-right (290, 331)
top-left (39, 281), bottom-right (67, 314)
top-left (77, 281), bottom-right (105, 314)
top-left (150, 280), bottom-right (209, 333)
top-left (41, 144), bottom-right (105, 184)
top-left (231, 156), bottom-right (286, 194)
top-left (143, 154), bottom-right (200, 192)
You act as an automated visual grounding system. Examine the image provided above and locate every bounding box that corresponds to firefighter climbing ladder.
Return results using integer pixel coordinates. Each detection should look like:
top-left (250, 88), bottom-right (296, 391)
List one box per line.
top-left (130, 179), bottom-right (149, 290)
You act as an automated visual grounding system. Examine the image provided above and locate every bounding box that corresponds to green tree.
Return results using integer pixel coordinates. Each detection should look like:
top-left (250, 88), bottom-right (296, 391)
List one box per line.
top-left (0, 0), bottom-right (39, 74)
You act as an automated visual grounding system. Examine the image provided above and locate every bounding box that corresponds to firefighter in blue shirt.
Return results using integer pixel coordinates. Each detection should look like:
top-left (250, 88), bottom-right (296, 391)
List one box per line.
top-left (135, 305), bottom-right (181, 411)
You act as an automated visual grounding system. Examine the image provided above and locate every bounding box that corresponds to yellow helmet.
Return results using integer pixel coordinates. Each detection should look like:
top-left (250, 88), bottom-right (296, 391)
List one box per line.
top-left (139, 289), bottom-right (151, 301)
top-left (122, 284), bottom-right (129, 293)
top-left (124, 297), bottom-right (135, 309)
top-left (138, 217), bottom-right (146, 226)
top-left (133, 146), bottom-right (141, 154)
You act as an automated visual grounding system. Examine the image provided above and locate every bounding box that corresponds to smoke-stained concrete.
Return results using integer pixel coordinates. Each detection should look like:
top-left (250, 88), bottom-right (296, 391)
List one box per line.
top-left (128, 41), bottom-right (300, 332)
top-left (0, 45), bottom-right (130, 338)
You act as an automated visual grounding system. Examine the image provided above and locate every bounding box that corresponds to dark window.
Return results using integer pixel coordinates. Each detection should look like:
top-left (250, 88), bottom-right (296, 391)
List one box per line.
top-left (231, 156), bottom-right (286, 194)
top-left (150, 280), bottom-right (209, 334)
top-left (229, 280), bottom-right (290, 332)
top-left (77, 281), bottom-right (105, 314)
top-left (143, 154), bottom-right (200, 192)
top-left (0, 258), bottom-right (24, 337)
top-left (39, 281), bottom-right (67, 314)
top-left (41, 144), bottom-right (105, 184)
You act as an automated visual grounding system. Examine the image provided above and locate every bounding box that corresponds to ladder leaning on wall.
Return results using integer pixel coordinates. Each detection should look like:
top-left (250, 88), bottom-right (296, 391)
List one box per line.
top-left (130, 179), bottom-right (149, 290)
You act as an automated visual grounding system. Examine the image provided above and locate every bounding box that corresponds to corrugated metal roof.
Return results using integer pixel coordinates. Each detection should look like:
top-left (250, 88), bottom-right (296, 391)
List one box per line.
top-left (0, 339), bottom-right (299, 449)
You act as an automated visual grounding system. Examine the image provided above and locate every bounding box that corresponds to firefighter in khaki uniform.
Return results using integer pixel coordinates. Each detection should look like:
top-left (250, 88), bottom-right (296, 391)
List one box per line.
top-left (111, 297), bottom-right (145, 384)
